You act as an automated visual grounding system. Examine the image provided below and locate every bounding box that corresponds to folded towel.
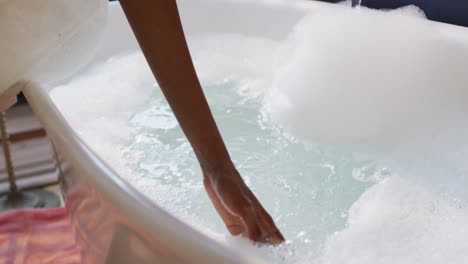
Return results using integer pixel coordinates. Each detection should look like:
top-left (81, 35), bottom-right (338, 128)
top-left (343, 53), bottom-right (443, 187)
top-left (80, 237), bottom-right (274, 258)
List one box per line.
top-left (0, 207), bottom-right (80, 264)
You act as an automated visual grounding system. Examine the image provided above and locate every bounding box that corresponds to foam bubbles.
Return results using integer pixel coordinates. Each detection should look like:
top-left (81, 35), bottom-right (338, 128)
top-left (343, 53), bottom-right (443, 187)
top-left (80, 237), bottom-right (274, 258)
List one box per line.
top-left (266, 6), bottom-right (468, 147)
top-left (50, 52), bottom-right (156, 179)
top-left (319, 177), bottom-right (468, 264)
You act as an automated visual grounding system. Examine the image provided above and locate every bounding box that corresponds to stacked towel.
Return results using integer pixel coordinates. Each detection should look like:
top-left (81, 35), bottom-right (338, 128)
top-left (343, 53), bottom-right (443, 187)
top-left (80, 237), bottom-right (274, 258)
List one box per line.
top-left (0, 207), bottom-right (80, 263)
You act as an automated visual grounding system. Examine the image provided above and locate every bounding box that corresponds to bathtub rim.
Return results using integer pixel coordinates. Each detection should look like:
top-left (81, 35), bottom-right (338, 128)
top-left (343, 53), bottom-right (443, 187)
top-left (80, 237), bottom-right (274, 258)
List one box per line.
top-left (22, 81), bottom-right (264, 264)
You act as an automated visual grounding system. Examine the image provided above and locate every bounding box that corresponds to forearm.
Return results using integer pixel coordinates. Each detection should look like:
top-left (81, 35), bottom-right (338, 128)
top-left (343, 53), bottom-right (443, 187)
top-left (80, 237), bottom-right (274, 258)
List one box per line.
top-left (120, 0), bottom-right (233, 172)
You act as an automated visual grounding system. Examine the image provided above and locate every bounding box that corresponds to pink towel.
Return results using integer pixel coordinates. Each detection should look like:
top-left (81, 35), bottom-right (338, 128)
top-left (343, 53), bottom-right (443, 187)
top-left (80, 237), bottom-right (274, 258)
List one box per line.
top-left (0, 207), bottom-right (80, 264)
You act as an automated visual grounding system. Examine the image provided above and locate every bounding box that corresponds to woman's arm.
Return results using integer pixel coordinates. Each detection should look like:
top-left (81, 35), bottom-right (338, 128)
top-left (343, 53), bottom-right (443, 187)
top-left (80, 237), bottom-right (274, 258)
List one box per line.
top-left (119, 0), bottom-right (284, 244)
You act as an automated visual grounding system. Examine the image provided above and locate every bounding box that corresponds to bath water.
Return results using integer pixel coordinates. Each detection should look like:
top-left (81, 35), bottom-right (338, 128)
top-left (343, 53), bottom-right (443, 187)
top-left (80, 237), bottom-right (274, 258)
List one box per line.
top-left (51, 7), bottom-right (468, 264)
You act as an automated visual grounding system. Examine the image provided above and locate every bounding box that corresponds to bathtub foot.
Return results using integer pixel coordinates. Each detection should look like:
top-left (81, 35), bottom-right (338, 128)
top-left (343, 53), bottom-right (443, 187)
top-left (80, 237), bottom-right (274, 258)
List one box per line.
top-left (0, 191), bottom-right (43, 210)
top-left (0, 189), bottom-right (60, 211)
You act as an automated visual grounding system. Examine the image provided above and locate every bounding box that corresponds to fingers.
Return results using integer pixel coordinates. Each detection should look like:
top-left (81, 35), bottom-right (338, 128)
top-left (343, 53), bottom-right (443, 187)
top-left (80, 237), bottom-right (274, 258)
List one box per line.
top-left (226, 224), bottom-right (244, 236)
top-left (203, 177), bottom-right (245, 236)
top-left (239, 206), bottom-right (262, 242)
top-left (204, 173), bottom-right (285, 245)
top-left (256, 204), bottom-right (285, 244)
top-left (239, 203), bottom-right (284, 245)
top-left (239, 186), bottom-right (285, 244)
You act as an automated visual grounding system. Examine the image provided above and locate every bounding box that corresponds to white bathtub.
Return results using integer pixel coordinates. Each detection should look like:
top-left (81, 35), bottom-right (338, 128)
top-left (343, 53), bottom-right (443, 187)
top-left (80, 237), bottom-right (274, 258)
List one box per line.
top-left (20, 0), bottom-right (468, 263)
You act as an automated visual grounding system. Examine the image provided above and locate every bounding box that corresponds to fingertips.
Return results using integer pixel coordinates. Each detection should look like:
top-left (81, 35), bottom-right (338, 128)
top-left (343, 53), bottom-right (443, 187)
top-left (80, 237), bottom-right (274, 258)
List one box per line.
top-left (256, 207), bottom-right (285, 245)
top-left (226, 224), bottom-right (244, 236)
top-left (240, 207), bottom-right (263, 242)
top-left (267, 230), bottom-right (285, 245)
top-left (241, 206), bottom-right (285, 245)
top-left (259, 223), bottom-right (285, 245)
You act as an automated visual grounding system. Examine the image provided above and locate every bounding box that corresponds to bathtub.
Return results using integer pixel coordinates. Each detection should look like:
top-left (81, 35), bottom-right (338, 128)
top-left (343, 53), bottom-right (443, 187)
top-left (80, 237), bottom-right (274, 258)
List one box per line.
top-left (19, 0), bottom-right (468, 263)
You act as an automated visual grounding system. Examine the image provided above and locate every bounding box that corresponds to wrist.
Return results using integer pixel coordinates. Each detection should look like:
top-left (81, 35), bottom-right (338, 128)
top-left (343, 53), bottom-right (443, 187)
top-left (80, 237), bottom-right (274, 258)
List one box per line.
top-left (199, 158), bottom-right (236, 180)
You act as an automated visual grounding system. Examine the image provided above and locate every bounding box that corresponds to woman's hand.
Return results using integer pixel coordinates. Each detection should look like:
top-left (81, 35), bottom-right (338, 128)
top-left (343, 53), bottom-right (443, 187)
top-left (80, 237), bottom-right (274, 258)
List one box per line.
top-left (120, 0), bottom-right (284, 245)
top-left (203, 165), bottom-right (284, 244)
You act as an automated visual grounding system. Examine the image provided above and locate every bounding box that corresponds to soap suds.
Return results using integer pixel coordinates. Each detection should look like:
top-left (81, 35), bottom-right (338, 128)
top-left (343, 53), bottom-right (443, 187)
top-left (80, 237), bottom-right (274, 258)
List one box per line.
top-left (266, 7), bottom-right (468, 147)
